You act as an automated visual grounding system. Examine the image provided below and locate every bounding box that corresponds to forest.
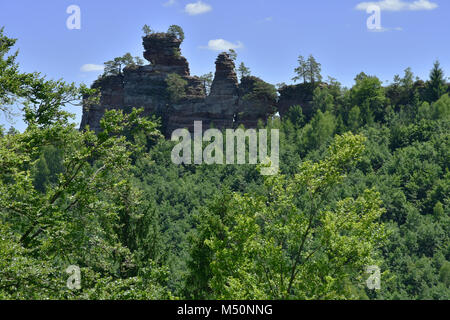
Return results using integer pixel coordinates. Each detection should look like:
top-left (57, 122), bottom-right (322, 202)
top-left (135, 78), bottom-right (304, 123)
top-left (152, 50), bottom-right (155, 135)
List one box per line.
top-left (0, 26), bottom-right (449, 300)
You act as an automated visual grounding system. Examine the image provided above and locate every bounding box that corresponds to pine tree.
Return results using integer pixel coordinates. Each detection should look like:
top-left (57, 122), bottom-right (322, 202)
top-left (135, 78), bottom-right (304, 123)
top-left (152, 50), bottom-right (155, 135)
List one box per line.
top-left (427, 60), bottom-right (446, 102)
top-left (307, 55), bottom-right (322, 84)
top-left (142, 24), bottom-right (153, 36)
top-left (228, 49), bottom-right (237, 61)
top-left (199, 72), bottom-right (213, 95)
top-left (237, 62), bottom-right (251, 80)
top-left (103, 53), bottom-right (144, 76)
top-left (167, 25), bottom-right (185, 43)
top-left (293, 55), bottom-right (307, 83)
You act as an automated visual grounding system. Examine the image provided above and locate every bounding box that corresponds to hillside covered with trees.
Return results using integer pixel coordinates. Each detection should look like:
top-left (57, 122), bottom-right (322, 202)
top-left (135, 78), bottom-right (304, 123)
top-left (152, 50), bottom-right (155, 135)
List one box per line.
top-left (0, 27), bottom-right (449, 300)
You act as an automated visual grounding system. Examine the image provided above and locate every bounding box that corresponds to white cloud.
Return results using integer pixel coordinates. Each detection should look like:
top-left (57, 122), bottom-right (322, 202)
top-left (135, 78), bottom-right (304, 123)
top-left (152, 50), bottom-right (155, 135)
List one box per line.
top-left (163, 0), bottom-right (176, 7)
top-left (356, 0), bottom-right (438, 11)
top-left (409, 0), bottom-right (438, 10)
top-left (185, 1), bottom-right (212, 15)
top-left (80, 64), bottom-right (104, 72)
top-left (201, 39), bottom-right (244, 51)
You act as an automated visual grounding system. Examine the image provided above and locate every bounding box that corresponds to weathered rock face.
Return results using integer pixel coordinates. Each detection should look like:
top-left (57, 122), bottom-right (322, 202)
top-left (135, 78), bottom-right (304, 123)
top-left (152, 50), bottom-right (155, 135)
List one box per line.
top-left (203, 53), bottom-right (239, 130)
top-left (209, 53), bottom-right (239, 98)
top-left (166, 53), bottom-right (242, 133)
top-left (143, 33), bottom-right (189, 76)
top-left (237, 76), bottom-right (278, 128)
top-left (80, 75), bottom-right (124, 132)
top-left (80, 32), bottom-right (278, 137)
top-left (277, 83), bottom-right (317, 120)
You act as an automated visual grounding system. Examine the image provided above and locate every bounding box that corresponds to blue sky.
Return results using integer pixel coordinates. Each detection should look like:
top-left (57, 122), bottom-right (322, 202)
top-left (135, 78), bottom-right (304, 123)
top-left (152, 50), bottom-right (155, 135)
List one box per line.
top-left (0, 0), bottom-right (449, 130)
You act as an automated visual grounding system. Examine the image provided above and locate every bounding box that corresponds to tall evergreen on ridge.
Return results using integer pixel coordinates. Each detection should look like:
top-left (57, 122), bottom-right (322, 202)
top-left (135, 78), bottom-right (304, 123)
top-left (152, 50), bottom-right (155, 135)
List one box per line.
top-left (427, 60), bottom-right (446, 102)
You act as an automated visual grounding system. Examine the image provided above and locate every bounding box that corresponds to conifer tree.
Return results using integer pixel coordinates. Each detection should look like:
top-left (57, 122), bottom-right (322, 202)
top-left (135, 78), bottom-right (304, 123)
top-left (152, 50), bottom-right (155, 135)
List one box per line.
top-left (427, 60), bottom-right (446, 102)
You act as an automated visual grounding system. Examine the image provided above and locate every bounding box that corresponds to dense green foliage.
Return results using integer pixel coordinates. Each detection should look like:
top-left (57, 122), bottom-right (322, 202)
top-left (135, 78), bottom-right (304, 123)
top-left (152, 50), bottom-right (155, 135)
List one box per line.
top-left (165, 73), bottom-right (188, 103)
top-left (167, 25), bottom-right (185, 43)
top-left (1, 28), bottom-right (449, 300)
top-left (103, 53), bottom-right (144, 76)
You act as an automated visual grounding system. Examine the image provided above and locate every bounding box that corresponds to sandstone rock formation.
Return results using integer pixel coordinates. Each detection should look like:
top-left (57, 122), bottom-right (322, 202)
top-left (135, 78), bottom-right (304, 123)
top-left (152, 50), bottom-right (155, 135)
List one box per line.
top-left (143, 33), bottom-right (190, 76)
top-left (80, 32), bottom-right (278, 137)
top-left (237, 76), bottom-right (277, 128)
top-left (277, 83), bottom-right (316, 120)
